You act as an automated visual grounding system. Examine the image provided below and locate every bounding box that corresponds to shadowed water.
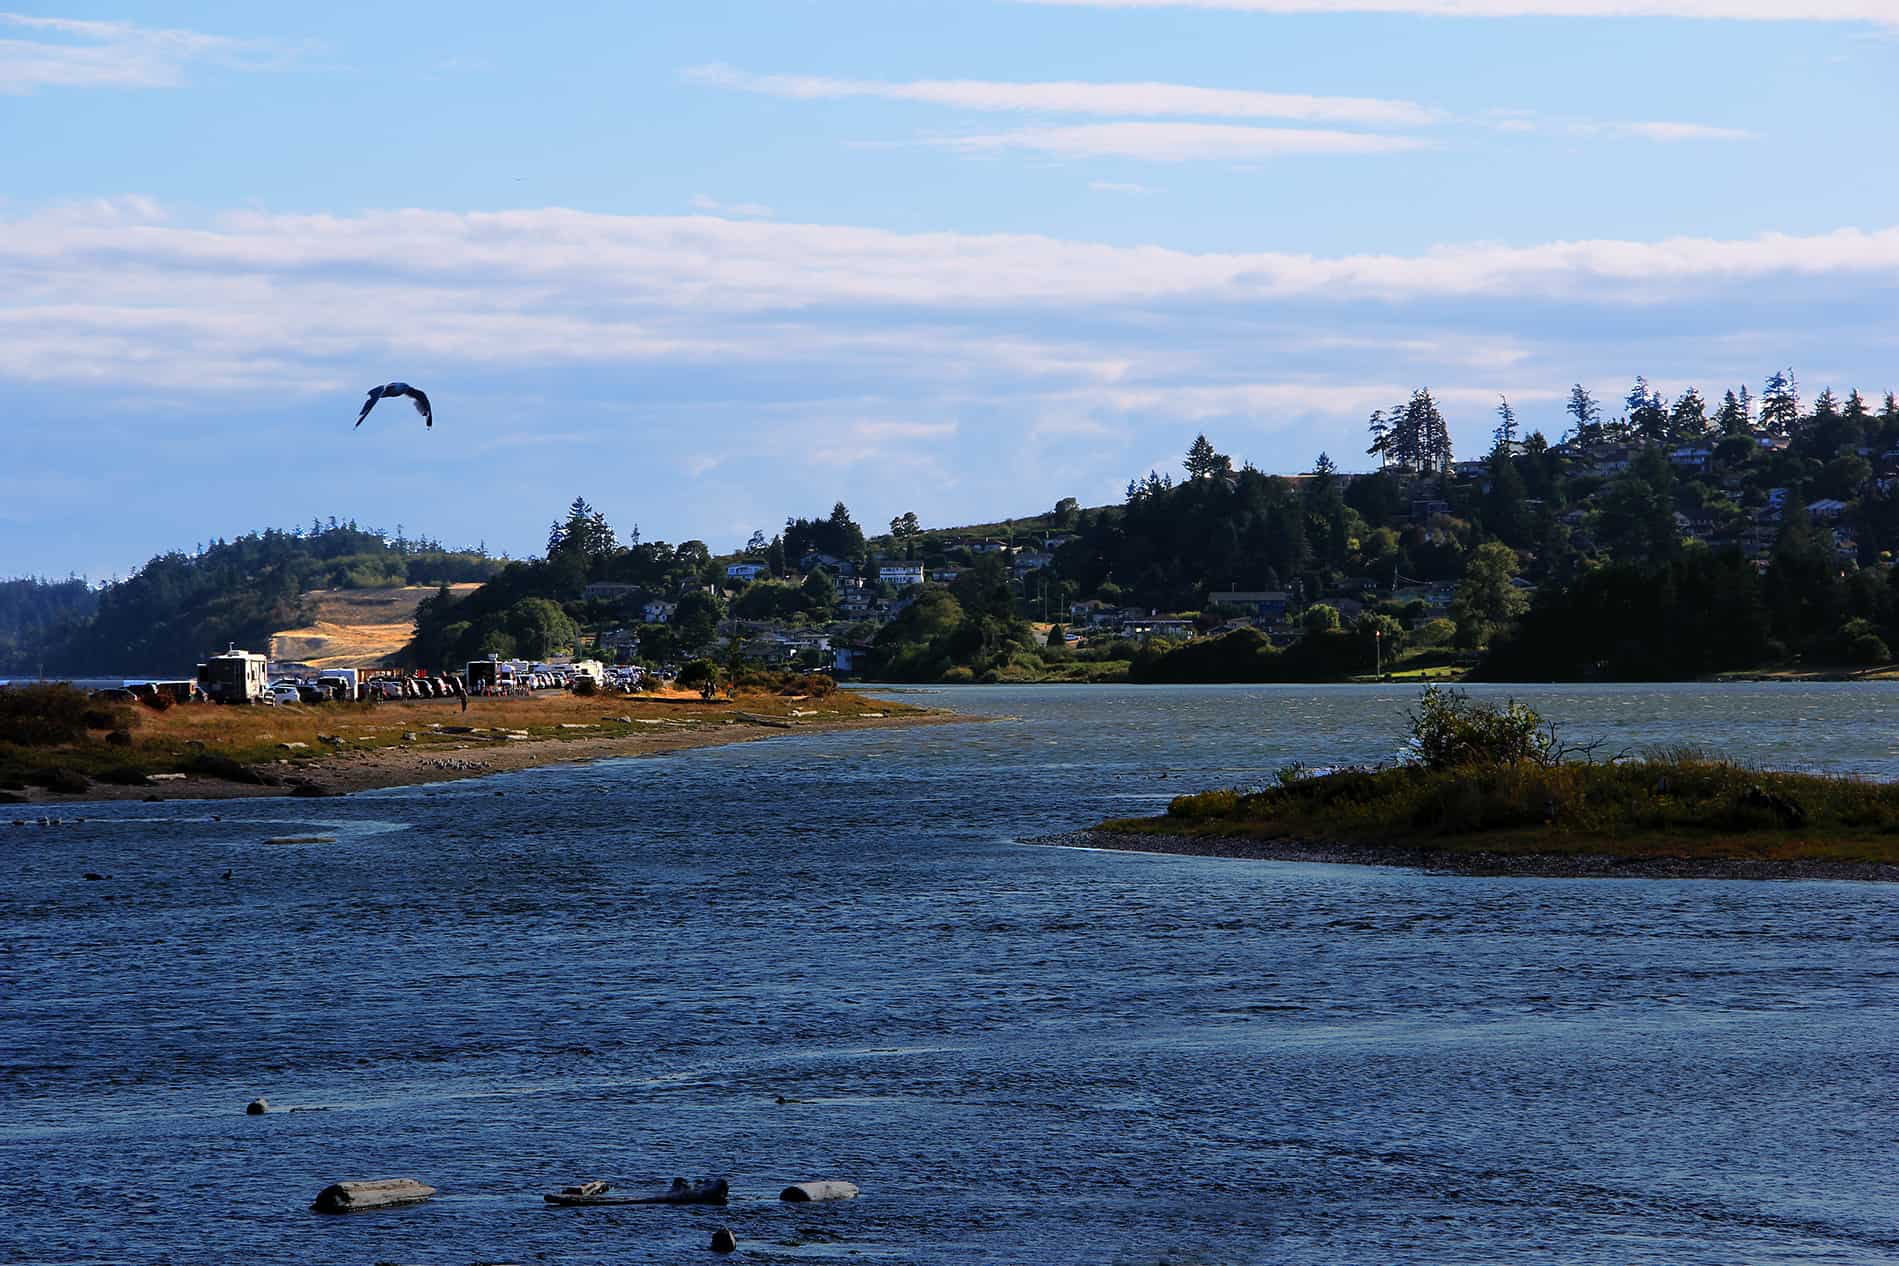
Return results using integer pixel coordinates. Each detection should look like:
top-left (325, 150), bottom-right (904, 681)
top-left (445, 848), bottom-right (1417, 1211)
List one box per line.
top-left (6, 683), bottom-right (1899, 1264)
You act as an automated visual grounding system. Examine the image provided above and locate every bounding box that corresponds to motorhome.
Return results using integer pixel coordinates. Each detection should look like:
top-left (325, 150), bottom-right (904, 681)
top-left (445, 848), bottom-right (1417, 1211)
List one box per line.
top-left (196, 647), bottom-right (271, 704)
top-left (569, 659), bottom-right (604, 687)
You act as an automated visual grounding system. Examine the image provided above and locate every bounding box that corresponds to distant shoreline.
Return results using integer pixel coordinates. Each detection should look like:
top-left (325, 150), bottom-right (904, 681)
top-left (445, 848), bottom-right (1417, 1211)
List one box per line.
top-left (1031, 829), bottom-right (1899, 883)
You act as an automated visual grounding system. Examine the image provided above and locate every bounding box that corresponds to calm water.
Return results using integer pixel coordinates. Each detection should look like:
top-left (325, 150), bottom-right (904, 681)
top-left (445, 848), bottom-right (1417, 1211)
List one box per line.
top-left (7, 683), bottom-right (1899, 1265)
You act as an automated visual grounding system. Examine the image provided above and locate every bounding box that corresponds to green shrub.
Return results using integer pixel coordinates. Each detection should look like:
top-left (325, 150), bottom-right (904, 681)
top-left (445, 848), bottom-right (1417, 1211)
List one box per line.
top-left (180, 751), bottom-right (277, 785)
top-left (1405, 687), bottom-right (1556, 770)
top-left (26, 766), bottom-right (90, 794)
top-left (0, 684), bottom-right (95, 746)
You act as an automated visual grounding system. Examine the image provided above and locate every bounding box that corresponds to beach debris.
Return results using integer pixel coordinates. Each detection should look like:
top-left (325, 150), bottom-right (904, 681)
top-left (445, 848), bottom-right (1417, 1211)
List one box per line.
top-left (82, 872), bottom-right (108, 881)
top-left (710, 1226), bottom-right (738, 1253)
top-left (403, 731), bottom-right (419, 741)
top-left (148, 773), bottom-right (186, 782)
top-left (780, 1181), bottom-right (858, 1203)
top-left (311, 1177), bottom-right (437, 1213)
top-left (279, 742), bottom-right (309, 751)
top-left (354, 381), bottom-right (434, 429)
top-left (290, 783), bottom-right (331, 798)
top-left (245, 1097), bottom-right (269, 1115)
top-left (544, 1177), bottom-right (729, 1206)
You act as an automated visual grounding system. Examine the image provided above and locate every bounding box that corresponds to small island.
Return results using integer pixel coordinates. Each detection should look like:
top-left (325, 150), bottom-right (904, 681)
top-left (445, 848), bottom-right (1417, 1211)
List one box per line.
top-left (1067, 689), bottom-right (1899, 881)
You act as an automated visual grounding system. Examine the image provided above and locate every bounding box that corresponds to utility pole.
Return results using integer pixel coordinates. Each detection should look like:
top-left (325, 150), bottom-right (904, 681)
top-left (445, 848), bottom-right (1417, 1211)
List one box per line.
top-left (1374, 628), bottom-right (1383, 679)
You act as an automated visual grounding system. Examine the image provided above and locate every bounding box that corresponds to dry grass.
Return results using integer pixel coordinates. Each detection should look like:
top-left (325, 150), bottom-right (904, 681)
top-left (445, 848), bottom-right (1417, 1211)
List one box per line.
top-left (268, 584), bottom-right (482, 668)
top-left (0, 685), bottom-right (920, 791)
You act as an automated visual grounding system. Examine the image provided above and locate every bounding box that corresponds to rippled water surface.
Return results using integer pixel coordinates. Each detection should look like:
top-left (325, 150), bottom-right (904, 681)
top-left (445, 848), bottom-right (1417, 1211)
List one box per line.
top-left (8, 683), bottom-right (1899, 1264)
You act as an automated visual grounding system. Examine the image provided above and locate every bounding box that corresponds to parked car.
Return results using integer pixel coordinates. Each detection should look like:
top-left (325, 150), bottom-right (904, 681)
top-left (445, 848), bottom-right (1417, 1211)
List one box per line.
top-left (295, 683), bottom-right (328, 704)
top-left (268, 682), bottom-right (303, 706)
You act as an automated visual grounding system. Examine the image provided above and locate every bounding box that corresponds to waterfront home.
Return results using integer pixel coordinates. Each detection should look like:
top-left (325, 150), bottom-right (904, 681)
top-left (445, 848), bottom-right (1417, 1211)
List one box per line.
top-left (1124, 616), bottom-right (1195, 642)
top-left (726, 562), bottom-right (767, 582)
top-left (929, 567), bottom-right (962, 584)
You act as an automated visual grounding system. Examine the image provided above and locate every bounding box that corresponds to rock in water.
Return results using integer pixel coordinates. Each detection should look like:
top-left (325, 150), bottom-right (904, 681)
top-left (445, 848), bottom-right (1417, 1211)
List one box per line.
top-left (780, 1180), bottom-right (859, 1202)
top-left (710, 1226), bottom-right (738, 1252)
top-left (245, 1097), bottom-right (269, 1115)
top-left (310, 1178), bottom-right (436, 1213)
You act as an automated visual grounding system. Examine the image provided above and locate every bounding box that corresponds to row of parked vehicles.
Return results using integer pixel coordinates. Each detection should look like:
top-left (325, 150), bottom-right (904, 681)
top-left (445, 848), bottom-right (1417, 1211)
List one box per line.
top-left (187, 648), bottom-right (609, 705)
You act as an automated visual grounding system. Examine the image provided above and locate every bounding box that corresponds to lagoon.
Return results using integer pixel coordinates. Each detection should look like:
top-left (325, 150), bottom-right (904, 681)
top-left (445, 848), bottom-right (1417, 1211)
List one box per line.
top-left (7, 683), bottom-right (1899, 1263)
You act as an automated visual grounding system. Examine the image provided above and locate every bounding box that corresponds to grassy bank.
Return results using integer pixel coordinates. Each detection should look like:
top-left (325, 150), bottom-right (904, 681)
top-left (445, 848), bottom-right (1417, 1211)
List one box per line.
top-left (1111, 758), bottom-right (1899, 866)
top-left (0, 682), bottom-right (919, 798)
top-left (1098, 689), bottom-right (1899, 868)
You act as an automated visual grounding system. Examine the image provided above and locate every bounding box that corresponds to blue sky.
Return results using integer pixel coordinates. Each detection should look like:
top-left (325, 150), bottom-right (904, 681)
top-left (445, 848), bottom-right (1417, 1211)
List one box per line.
top-left (5, 1), bottom-right (1899, 577)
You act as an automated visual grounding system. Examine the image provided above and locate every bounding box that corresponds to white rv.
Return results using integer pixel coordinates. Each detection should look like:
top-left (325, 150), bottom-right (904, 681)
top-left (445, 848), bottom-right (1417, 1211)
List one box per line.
top-left (196, 647), bottom-right (271, 704)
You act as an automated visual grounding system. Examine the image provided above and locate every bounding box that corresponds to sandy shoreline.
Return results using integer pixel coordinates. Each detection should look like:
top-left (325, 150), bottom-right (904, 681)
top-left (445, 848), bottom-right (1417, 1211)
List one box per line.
top-left (1032, 828), bottom-right (1899, 883)
top-left (11, 709), bottom-right (973, 805)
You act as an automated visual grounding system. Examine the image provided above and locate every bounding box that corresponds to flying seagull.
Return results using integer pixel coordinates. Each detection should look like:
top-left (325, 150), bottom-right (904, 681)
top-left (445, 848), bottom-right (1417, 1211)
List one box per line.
top-left (355, 382), bottom-right (433, 429)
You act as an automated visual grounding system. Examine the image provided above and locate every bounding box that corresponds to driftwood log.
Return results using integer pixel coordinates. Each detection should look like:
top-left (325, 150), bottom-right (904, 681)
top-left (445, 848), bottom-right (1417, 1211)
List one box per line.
top-left (780, 1180), bottom-right (859, 1202)
top-left (543, 1177), bottom-right (728, 1206)
top-left (311, 1178), bottom-right (437, 1213)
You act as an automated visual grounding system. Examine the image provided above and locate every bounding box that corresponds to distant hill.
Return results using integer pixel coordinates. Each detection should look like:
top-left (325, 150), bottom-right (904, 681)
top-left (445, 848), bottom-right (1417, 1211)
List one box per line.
top-left (19, 522), bottom-right (499, 676)
top-left (269, 585), bottom-right (485, 668)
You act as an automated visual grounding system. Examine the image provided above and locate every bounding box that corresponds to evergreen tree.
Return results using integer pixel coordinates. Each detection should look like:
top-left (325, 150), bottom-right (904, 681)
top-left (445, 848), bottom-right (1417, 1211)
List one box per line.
top-left (1184, 434), bottom-right (1220, 479)
top-left (1492, 395), bottom-right (1518, 453)
top-left (1845, 389), bottom-right (1870, 421)
top-left (1761, 369), bottom-right (1800, 436)
top-left (1566, 384), bottom-right (1603, 446)
top-left (1669, 387), bottom-right (1708, 440)
top-left (1366, 409), bottom-right (1391, 465)
top-left (1713, 389), bottom-right (1748, 437)
top-left (1627, 376), bottom-right (1669, 444)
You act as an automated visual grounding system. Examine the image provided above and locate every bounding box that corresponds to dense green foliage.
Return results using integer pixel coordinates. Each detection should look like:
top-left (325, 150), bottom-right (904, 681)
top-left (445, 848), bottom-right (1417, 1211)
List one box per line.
top-left (0, 579), bottom-right (97, 673)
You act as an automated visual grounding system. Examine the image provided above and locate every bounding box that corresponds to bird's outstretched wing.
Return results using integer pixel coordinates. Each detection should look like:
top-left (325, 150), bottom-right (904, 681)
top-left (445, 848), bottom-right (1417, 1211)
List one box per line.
top-left (354, 386), bottom-right (386, 428)
top-left (406, 387), bottom-right (433, 428)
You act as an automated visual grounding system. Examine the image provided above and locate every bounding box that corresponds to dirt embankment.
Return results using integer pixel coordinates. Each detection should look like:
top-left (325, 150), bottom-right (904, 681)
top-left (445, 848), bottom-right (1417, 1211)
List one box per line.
top-left (269, 585), bottom-right (482, 668)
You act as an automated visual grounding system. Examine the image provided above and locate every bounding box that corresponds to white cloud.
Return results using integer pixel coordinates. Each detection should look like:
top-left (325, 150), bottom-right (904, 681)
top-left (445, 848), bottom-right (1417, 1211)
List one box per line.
top-left (0, 12), bottom-right (277, 93)
top-left (689, 194), bottom-right (776, 219)
top-left (1018, 0), bottom-right (1898, 22)
top-left (6, 201), bottom-right (1899, 407)
top-left (684, 62), bottom-right (1436, 127)
top-left (1089, 180), bottom-right (1158, 193)
top-left (1615, 120), bottom-right (1755, 142)
top-left (941, 122), bottom-right (1431, 160)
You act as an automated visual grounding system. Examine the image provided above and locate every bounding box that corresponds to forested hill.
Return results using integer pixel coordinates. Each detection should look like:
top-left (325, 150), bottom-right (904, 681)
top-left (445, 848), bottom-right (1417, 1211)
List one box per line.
top-left (4, 522), bottom-right (498, 675)
top-left (0, 578), bottom-right (97, 675)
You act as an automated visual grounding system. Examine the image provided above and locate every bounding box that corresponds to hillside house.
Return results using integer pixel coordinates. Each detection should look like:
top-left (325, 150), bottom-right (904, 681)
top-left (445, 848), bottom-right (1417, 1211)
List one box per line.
top-left (879, 562), bottom-right (925, 588)
top-left (1208, 590), bottom-right (1291, 620)
top-left (725, 562), bottom-right (767, 582)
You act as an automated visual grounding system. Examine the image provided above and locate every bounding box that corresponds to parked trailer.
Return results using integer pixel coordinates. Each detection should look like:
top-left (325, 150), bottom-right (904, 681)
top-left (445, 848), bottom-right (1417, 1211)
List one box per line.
top-left (195, 648), bottom-right (271, 704)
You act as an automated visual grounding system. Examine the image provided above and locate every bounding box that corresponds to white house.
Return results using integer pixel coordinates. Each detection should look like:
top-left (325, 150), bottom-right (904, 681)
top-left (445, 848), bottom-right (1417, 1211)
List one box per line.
top-left (641, 600), bottom-right (676, 624)
top-left (879, 562), bottom-right (925, 588)
top-left (725, 562), bottom-right (766, 582)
